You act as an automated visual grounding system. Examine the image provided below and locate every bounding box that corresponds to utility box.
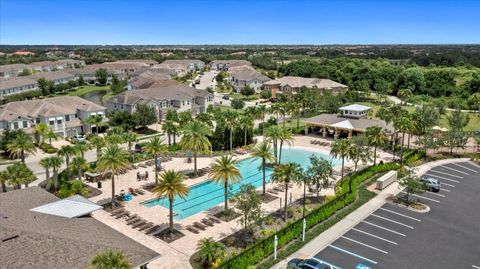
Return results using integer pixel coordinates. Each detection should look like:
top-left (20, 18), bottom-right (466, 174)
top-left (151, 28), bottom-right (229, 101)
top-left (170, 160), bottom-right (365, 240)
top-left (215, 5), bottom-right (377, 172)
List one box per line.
top-left (376, 170), bottom-right (397, 190)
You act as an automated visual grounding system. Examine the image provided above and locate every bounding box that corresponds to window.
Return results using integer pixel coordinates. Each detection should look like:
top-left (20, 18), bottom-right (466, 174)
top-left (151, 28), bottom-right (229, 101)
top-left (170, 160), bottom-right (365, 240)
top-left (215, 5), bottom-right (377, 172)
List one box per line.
top-left (57, 119), bottom-right (62, 124)
top-left (49, 120), bottom-right (54, 125)
top-left (13, 122), bottom-right (18, 129)
top-left (182, 101), bottom-right (185, 106)
top-left (35, 118), bottom-right (40, 124)
top-left (74, 114), bottom-right (78, 118)
top-left (65, 115), bottom-right (70, 121)
top-left (22, 121), bottom-right (28, 128)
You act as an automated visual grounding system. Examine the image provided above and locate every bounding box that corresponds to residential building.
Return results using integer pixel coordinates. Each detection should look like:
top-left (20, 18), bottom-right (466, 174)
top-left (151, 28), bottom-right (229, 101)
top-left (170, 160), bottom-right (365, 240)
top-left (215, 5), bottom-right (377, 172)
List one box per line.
top-left (11, 51), bottom-right (35, 56)
top-left (0, 187), bottom-right (160, 269)
top-left (0, 64), bottom-right (31, 78)
top-left (107, 84), bottom-right (214, 120)
top-left (70, 68), bottom-right (126, 85)
top-left (0, 77), bottom-right (38, 98)
top-left (304, 104), bottom-right (393, 139)
top-left (228, 66), bottom-right (270, 92)
top-left (0, 96), bottom-right (106, 137)
top-left (112, 59), bottom-right (158, 66)
top-left (127, 69), bottom-right (178, 90)
top-left (98, 61), bottom-right (151, 75)
top-left (29, 71), bottom-right (76, 85)
top-left (156, 59), bottom-right (205, 76)
top-left (263, 76), bottom-right (348, 98)
top-left (210, 60), bottom-right (251, 71)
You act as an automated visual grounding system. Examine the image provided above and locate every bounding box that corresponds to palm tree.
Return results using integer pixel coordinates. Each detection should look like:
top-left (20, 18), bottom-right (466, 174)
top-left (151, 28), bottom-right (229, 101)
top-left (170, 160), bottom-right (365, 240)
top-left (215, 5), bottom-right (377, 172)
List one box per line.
top-left (264, 125), bottom-right (283, 163)
top-left (39, 157), bottom-right (53, 190)
top-left (330, 139), bottom-right (352, 191)
top-left (196, 238), bottom-right (226, 268)
top-left (277, 127), bottom-right (294, 164)
top-left (0, 171), bottom-right (8, 192)
top-left (152, 170), bottom-right (189, 233)
top-left (58, 145), bottom-right (75, 178)
top-left (123, 132), bottom-right (137, 153)
top-left (162, 119), bottom-right (177, 146)
top-left (89, 135), bottom-right (105, 159)
top-left (271, 162), bottom-right (302, 221)
top-left (179, 120), bottom-right (212, 176)
top-left (3, 162), bottom-right (36, 189)
top-left (397, 88), bottom-right (413, 106)
top-left (257, 104), bottom-right (268, 134)
top-left (50, 156), bottom-right (63, 191)
top-left (395, 116), bottom-right (412, 164)
top-left (239, 114), bottom-right (253, 146)
top-left (209, 155), bottom-right (241, 212)
top-left (105, 134), bottom-right (124, 145)
top-left (86, 114), bottom-right (104, 134)
top-left (144, 136), bottom-right (165, 183)
top-left (250, 142), bottom-right (275, 196)
top-left (224, 110), bottom-right (238, 152)
top-left (71, 156), bottom-right (88, 181)
top-left (97, 145), bottom-right (128, 205)
top-left (6, 132), bottom-right (36, 163)
top-left (365, 126), bottom-right (388, 165)
top-left (44, 128), bottom-right (59, 145)
top-left (73, 141), bottom-right (90, 158)
top-left (34, 123), bottom-right (48, 144)
top-left (88, 249), bottom-right (131, 269)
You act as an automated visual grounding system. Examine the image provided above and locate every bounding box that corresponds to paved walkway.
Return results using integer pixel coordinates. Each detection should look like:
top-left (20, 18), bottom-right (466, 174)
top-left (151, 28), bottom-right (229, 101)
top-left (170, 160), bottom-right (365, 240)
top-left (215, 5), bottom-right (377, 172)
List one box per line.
top-left (271, 158), bottom-right (470, 269)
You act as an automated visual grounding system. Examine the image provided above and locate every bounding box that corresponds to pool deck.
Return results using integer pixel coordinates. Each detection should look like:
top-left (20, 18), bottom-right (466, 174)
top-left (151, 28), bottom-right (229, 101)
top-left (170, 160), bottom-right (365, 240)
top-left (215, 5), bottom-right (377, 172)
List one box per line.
top-left (88, 135), bottom-right (393, 269)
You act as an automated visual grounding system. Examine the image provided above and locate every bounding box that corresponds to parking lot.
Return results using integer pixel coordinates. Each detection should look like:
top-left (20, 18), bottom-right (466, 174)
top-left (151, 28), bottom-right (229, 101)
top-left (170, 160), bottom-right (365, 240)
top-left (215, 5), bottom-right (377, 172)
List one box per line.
top-left (314, 161), bottom-right (480, 269)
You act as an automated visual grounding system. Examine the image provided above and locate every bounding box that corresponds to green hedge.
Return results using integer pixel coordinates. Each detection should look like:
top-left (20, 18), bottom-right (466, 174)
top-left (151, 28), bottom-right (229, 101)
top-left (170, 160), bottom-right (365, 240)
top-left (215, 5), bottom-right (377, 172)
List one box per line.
top-left (218, 162), bottom-right (400, 269)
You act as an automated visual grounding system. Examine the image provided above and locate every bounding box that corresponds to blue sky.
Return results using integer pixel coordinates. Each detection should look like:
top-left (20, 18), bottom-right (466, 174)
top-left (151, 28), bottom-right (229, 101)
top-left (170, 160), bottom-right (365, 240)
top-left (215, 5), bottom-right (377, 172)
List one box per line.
top-left (1, 0), bottom-right (479, 45)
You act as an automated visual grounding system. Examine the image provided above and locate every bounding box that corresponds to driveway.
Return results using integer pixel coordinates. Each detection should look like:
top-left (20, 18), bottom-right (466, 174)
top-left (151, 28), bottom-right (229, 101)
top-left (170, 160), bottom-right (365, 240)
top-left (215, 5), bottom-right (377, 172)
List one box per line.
top-left (312, 161), bottom-right (480, 269)
top-left (196, 70), bottom-right (217, 90)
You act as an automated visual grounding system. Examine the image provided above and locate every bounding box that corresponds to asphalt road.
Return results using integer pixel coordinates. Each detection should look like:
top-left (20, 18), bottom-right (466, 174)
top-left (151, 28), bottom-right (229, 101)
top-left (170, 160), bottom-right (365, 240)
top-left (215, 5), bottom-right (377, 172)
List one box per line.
top-left (314, 161), bottom-right (480, 269)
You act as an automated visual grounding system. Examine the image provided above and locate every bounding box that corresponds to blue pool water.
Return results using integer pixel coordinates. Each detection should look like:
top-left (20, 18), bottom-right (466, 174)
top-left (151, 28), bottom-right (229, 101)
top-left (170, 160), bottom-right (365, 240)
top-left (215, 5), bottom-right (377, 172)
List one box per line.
top-left (143, 147), bottom-right (340, 220)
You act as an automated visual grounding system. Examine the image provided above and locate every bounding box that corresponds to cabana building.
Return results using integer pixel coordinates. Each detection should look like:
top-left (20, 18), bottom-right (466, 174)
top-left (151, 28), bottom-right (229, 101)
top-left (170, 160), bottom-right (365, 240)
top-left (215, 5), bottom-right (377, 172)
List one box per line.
top-left (304, 104), bottom-right (393, 139)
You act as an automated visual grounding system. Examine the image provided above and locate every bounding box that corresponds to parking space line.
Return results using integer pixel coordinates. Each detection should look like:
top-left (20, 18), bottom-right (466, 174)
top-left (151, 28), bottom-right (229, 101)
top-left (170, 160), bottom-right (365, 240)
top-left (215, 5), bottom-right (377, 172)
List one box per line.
top-left (425, 173), bottom-right (460, 183)
top-left (440, 182), bottom-right (456, 188)
top-left (351, 228), bottom-right (398, 245)
top-left (361, 221), bottom-right (407, 236)
top-left (371, 213), bottom-right (414, 229)
top-left (440, 188), bottom-right (451, 192)
top-left (379, 207), bottom-right (421, 222)
top-left (310, 257), bottom-right (344, 269)
top-left (468, 161), bottom-right (480, 171)
top-left (472, 265), bottom-right (480, 269)
top-left (425, 191), bottom-right (446, 198)
top-left (441, 165), bottom-right (469, 175)
top-left (341, 236), bottom-right (388, 254)
top-left (400, 191), bottom-right (441, 203)
top-left (428, 170), bottom-right (463, 179)
top-left (452, 163), bottom-right (478, 173)
top-left (328, 244), bottom-right (378, 265)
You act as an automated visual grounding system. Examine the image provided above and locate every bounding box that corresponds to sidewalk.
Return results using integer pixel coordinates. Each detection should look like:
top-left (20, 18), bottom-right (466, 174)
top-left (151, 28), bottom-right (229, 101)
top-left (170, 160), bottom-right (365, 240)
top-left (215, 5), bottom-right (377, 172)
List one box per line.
top-left (271, 158), bottom-right (470, 269)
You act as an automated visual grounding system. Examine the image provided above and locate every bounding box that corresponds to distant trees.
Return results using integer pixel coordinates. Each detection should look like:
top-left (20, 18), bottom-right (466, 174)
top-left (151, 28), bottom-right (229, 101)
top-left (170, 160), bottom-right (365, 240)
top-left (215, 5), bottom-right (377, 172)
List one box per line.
top-left (133, 104), bottom-right (157, 129)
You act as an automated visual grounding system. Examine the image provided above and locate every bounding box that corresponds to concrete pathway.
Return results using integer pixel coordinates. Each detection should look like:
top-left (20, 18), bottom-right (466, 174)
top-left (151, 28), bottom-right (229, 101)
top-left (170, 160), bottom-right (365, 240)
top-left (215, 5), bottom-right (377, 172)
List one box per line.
top-left (271, 158), bottom-right (470, 269)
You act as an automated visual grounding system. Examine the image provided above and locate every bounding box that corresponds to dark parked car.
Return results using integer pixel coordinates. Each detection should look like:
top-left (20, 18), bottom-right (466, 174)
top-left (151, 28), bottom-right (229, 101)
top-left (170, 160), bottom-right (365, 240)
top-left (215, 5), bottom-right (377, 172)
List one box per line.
top-left (222, 95), bottom-right (230, 100)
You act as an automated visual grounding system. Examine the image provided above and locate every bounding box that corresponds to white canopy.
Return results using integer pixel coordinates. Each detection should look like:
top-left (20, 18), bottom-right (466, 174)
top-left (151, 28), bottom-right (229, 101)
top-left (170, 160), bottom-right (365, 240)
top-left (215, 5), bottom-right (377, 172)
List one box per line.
top-left (330, 120), bottom-right (354, 129)
top-left (30, 195), bottom-right (102, 218)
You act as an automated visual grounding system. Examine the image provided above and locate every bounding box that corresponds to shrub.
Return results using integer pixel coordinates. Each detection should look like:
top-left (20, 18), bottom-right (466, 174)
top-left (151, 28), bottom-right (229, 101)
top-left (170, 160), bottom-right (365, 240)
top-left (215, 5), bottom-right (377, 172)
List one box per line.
top-left (260, 91), bottom-right (272, 99)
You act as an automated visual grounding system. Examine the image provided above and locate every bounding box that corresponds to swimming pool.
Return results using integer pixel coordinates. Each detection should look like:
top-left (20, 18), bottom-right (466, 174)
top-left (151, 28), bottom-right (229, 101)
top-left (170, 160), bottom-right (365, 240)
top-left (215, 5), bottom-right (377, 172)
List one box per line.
top-left (143, 147), bottom-right (340, 220)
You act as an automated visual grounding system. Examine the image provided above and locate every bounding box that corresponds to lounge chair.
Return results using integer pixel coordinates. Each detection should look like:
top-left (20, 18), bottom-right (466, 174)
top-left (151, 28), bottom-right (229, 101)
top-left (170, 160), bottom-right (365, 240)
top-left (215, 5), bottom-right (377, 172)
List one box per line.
top-left (135, 188), bottom-right (145, 195)
top-left (137, 222), bottom-right (154, 231)
top-left (193, 222), bottom-right (207, 230)
top-left (114, 211), bottom-right (130, 219)
top-left (125, 214), bottom-right (138, 221)
top-left (201, 218), bottom-right (214, 227)
top-left (126, 217), bottom-right (142, 225)
top-left (186, 225), bottom-right (200, 234)
top-left (145, 225), bottom-right (161, 235)
top-left (268, 190), bottom-right (279, 195)
top-left (208, 216), bottom-right (222, 224)
top-left (128, 188), bottom-right (138, 195)
top-left (131, 220), bottom-right (147, 229)
top-left (110, 208), bottom-right (125, 216)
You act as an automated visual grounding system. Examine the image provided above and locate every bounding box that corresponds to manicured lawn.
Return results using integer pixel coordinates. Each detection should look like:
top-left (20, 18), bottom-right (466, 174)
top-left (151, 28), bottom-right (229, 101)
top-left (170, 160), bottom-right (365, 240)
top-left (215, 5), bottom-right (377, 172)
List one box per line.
top-left (230, 93), bottom-right (261, 101)
top-left (67, 85), bottom-right (110, 97)
top-left (438, 113), bottom-right (480, 131)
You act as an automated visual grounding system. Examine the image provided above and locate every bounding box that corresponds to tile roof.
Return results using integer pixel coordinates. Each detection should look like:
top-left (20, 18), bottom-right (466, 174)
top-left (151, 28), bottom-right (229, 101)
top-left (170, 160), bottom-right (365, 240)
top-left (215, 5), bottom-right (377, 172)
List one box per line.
top-left (0, 187), bottom-right (160, 269)
top-left (0, 77), bottom-right (38, 90)
top-left (29, 71), bottom-right (75, 81)
top-left (110, 84), bottom-right (210, 105)
top-left (0, 64), bottom-right (30, 73)
top-left (229, 66), bottom-right (270, 82)
top-left (0, 96), bottom-right (105, 121)
top-left (264, 76), bottom-right (347, 89)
